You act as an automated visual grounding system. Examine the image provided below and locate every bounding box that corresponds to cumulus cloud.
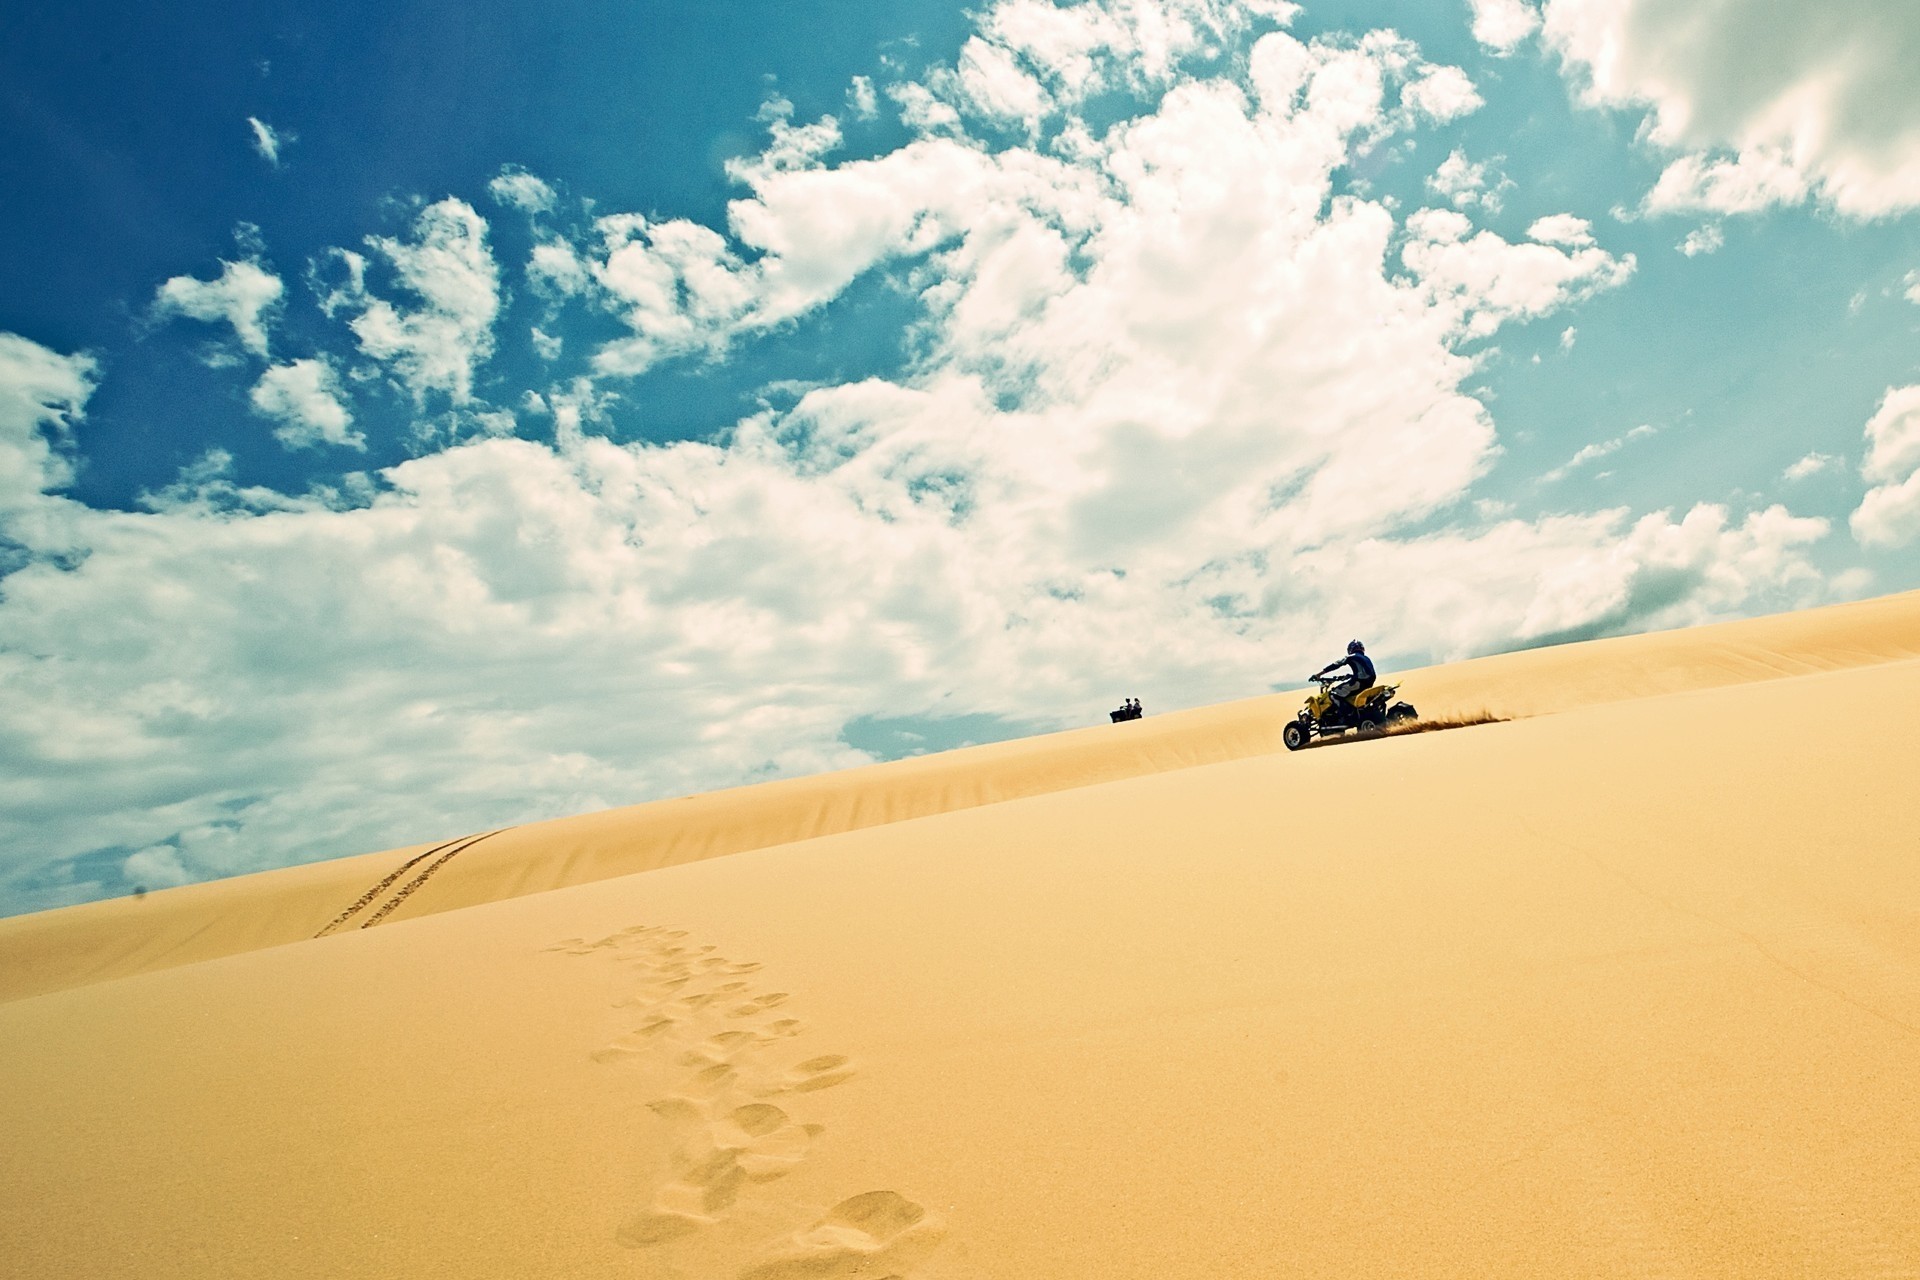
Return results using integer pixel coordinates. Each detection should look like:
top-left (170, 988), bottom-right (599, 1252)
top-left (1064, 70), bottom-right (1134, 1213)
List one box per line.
top-left (0, 0), bottom-right (1835, 913)
top-left (1303, 502), bottom-right (1827, 654)
top-left (1400, 64), bottom-right (1482, 123)
top-left (1544, 0), bottom-right (1920, 217)
top-left (250, 358), bottom-right (363, 450)
top-left (488, 166), bottom-right (556, 214)
top-left (1678, 224), bottom-right (1725, 257)
top-left (319, 199), bottom-right (500, 404)
top-left (1644, 146), bottom-right (1808, 216)
top-left (152, 259), bottom-right (284, 357)
top-left (1402, 207), bottom-right (1634, 339)
top-left (969, 0), bottom-right (1299, 106)
top-left (1467, 0), bottom-right (1540, 53)
top-left (1527, 213), bottom-right (1595, 247)
top-left (247, 116), bottom-right (290, 167)
top-left (1428, 148), bottom-right (1498, 210)
top-left (0, 332), bottom-right (94, 516)
top-left (1851, 385), bottom-right (1920, 546)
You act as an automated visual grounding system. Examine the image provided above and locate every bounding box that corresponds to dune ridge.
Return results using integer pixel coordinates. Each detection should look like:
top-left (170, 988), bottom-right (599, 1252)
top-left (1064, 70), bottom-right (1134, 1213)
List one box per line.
top-left (2, 592), bottom-right (1918, 1277)
top-left (5, 587), bottom-right (1920, 1005)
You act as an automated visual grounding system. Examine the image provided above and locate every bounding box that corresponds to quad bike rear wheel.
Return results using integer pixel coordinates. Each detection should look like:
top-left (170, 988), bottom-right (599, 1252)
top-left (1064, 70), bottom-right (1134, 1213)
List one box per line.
top-left (1282, 720), bottom-right (1310, 751)
top-left (1388, 703), bottom-right (1417, 725)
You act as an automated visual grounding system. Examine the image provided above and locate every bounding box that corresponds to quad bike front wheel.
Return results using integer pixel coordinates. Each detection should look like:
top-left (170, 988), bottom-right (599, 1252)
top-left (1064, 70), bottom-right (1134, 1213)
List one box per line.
top-left (1282, 720), bottom-right (1310, 751)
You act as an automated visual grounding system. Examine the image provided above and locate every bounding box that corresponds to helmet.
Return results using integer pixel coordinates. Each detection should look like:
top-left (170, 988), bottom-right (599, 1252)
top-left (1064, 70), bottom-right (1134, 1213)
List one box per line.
top-left (1347, 639), bottom-right (1365, 654)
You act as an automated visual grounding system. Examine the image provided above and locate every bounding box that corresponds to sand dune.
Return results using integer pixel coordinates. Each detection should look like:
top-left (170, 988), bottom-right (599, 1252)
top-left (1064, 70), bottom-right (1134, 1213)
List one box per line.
top-left (7, 588), bottom-right (1920, 1006)
top-left (3, 593), bottom-right (1919, 1277)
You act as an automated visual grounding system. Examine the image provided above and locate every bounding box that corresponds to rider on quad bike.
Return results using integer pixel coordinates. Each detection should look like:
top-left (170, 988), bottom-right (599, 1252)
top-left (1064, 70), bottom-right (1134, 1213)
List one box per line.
top-left (1315, 639), bottom-right (1376, 710)
top-left (1283, 640), bottom-right (1416, 750)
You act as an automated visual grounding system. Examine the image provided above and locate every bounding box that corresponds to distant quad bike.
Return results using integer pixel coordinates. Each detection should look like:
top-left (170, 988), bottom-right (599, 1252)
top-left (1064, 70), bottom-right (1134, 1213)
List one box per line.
top-left (1282, 675), bottom-right (1417, 750)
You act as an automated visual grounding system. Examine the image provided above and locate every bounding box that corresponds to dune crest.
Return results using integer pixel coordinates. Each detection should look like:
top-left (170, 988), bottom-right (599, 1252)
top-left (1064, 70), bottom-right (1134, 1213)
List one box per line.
top-left (6, 589), bottom-right (1920, 1005)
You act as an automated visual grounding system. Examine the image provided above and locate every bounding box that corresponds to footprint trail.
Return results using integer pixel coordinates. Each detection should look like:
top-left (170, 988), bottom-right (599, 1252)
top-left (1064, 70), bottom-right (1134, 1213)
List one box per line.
top-left (549, 924), bottom-right (949, 1277)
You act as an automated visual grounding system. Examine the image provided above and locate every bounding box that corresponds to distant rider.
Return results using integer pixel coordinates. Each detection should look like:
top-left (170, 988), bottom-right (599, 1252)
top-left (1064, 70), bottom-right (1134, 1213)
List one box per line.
top-left (1315, 639), bottom-right (1376, 708)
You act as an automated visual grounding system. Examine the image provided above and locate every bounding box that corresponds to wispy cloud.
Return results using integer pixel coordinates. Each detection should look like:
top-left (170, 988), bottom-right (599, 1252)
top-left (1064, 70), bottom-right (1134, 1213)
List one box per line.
top-left (1783, 451), bottom-right (1837, 481)
top-left (247, 116), bottom-right (291, 168)
top-left (1542, 423), bottom-right (1656, 483)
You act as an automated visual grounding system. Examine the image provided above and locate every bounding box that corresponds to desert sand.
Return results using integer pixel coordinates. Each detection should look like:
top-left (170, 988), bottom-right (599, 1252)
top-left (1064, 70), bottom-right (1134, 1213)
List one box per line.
top-left (3, 592), bottom-right (1918, 1278)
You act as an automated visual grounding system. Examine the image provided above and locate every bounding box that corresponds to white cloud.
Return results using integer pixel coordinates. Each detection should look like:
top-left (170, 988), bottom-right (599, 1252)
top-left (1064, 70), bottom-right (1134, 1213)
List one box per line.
top-left (247, 116), bottom-right (290, 167)
top-left (528, 239), bottom-right (591, 298)
top-left (320, 199), bottom-right (500, 405)
top-left (1678, 224), bottom-right (1725, 257)
top-left (1559, 325), bottom-right (1577, 352)
top-left (956, 36), bottom-right (1054, 130)
top-left (152, 259), bottom-right (284, 357)
top-left (1428, 148), bottom-right (1494, 209)
top-left (1544, 0), bottom-right (1920, 217)
top-left (1402, 208), bottom-right (1634, 339)
top-left (1851, 385), bottom-right (1920, 546)
top-left (250, 358), bottom-right (363, 450)
top-left (848, 76), bottom-right (880, 121)
top-left (1860, 385), bottom-right (1920, 486)
top-left (123, 845), bottom-right (191, 890)
top-left (1541, 422), bottom-right (1657, 482)
top-left (1643, 146), bottom-right (1808, 216)
top-left (1527, 213), bottom-right (1595, 247)
top-left (1542, 438), bottom-right (1619, 483)
top-left (1784, 451), bottom-right (1837, 481)
top-left (1306, 503), bottom-right (1827, 655)
top-left (1400, 64), bottom-right (1482, 124)
top-left (974, 0), bottom-right (1299, 105)
top-left (0, 332), bottom-right (93, 517)
top-left (1904, 269), bottom-right (1920, 305)
top-left (531, 327), bottom-right (563, 360)
top-left (488, 166), bottom-right (556, 214)
top-left (1467, 0), bottom-right (1540, 53)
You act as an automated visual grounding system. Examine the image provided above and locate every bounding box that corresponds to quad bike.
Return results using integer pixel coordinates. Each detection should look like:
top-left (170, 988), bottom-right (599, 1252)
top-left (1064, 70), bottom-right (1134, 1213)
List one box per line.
top-left (1281, 674), bottom-right (1417, 750)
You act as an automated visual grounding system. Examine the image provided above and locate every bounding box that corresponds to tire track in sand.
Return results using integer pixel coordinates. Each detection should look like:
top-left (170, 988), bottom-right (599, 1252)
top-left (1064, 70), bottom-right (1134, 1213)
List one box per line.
top-left (314, 830), bottom-right (505, 937)
top-left (549, 924), bottom-right (950, 1278)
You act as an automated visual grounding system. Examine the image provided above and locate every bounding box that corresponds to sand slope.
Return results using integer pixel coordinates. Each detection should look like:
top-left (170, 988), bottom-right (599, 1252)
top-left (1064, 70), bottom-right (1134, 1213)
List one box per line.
top-left (6, 588), bottom-right (1920, 1005)
top-left (3, 596), bottom-right (1919, 1277)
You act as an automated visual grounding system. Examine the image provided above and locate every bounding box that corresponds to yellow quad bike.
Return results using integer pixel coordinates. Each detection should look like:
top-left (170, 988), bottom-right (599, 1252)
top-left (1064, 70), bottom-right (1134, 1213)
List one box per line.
top-left (1282, 674), bottom-right (1417, 750)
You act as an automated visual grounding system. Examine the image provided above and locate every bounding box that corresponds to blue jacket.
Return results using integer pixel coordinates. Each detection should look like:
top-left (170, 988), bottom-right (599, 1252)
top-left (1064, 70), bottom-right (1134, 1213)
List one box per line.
top-left (1321, 652), bottom-right (1375, 685)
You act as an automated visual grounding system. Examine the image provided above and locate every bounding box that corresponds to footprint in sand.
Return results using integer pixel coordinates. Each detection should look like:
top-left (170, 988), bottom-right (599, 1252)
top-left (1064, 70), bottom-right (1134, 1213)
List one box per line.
top-left (618, 1098), bottom-right (824, 1249)
top-left (737, 1191), bottom-right (947, 1280)
top-left (760, 1054), bottom-right (857, 1096)
top-left (557, 925), bottom-right (937, 1269)
top-left (729, 992), bottom-right (791, 1018)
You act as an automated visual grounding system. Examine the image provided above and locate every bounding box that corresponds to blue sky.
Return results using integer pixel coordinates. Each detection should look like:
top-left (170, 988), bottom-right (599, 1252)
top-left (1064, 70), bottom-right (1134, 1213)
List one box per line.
top-left (4, 0), bottom-right (1920, 913)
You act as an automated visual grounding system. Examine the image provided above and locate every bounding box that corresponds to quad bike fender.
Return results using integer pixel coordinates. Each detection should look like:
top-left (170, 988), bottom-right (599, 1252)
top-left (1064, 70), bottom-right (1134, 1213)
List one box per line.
top-left (1352, 684), bottom-right (1396, 707)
